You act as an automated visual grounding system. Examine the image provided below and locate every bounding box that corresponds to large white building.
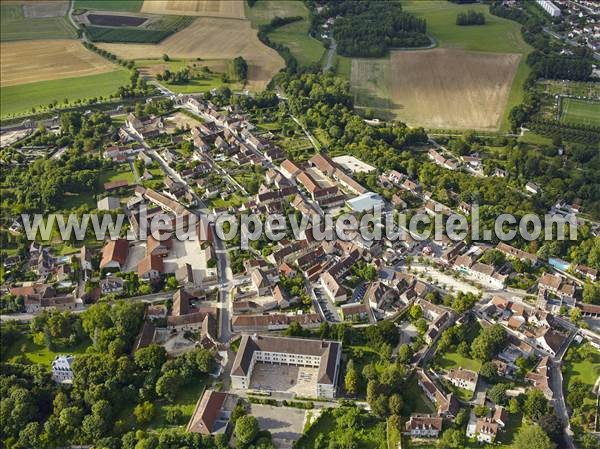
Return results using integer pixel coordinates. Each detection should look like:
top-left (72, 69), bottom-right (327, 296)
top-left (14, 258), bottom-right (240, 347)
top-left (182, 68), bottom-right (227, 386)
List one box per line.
top-left (230, 335), bottom-right (342, 398)
top-left (537, 0), bottom-right (561, 17)
top-left (51, 354), bottom-right (74, 384)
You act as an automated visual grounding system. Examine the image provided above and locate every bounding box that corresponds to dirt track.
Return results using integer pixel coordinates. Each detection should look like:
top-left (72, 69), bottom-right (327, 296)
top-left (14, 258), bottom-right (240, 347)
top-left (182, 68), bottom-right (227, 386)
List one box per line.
top-left (98, 18), bottom-right (284, 91)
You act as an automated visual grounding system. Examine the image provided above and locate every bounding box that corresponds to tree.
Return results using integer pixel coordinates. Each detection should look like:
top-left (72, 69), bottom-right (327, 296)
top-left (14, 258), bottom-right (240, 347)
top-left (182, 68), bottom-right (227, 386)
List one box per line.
top-left (583, 283), bottom-right (600, 304)
top-left (409, 304), bottom-right (422, 320)
top-left (155, 370), bottom-right (183, 401)
top-left (344, 359), bottom-right (359, 396)
top-left (480, 361), bottom-right (498, 382)
top-left (508, 397), bottom-right (520, 414)
top-left (570, 307), bottom-right (582, 324)
top-left (134, 401), bottom-right (156, 424)
top-left (438, 428), bottom-right (465, 448)
top-left (488, 383), bottom-right (508, 405)
top-left (397, 344), bottom-right (413, 363)
top-left (513, 424), bottom-right (555, 449)
top-left (523, 389), bottom-right (548, 422)
top-left (470, 324), bottom-right (506, 362)
top-left (135, 344), bottom-right (167, 371)
top-left (235, 415), bottom-right (259, 447)
top-left (165, 408), bottom-right (183, 425)
top-left (539, 413), bottom-right (564, 445)
top-left (388, 394), bottom-right (403, 415)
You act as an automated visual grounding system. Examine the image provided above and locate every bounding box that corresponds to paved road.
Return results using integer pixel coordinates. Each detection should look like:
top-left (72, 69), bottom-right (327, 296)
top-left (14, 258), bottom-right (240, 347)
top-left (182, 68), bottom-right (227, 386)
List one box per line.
top-left (323, 37), bottom-right (337, 72)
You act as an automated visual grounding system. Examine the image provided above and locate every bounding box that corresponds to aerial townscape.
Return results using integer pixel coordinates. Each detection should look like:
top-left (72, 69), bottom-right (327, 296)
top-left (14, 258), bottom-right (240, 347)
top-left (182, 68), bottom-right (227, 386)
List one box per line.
top-left (1, 1), bottom-right (600, 449)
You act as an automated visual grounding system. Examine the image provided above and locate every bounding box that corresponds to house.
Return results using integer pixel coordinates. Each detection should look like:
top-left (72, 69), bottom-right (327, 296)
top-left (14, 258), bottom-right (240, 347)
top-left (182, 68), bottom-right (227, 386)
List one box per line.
top-left (445, 368), bottom-right (478, 391)
top-left (251, 268), bottom-right (273, 296)
top-left (100, 276), bottom-right (124, 295)
top-left (575, 264), bottom-right (598, 281)
top-left (231, 313), bottom-right (322, 333)
top-left (340, 302), bottom-right (369, 322)
top-left (280, 159), bottom-right (302, 179)
top-left (176, 263), bottom-right (197, 288)
top-left (187, 390), bottom-right (238, 435)
top-left (493, 406), bottom-right (509, 427)
top-left (496, 242), bottom-right (538, 265)
top-left (97, 196), bottom-right (121, 211)
top-left (133, 321), bottom-right (156, 353)
top-left (272, 285), bottom-right (296, 309)
top-left (230, 334), bottom-right (341, 398)
top-left (146, 234), bottom-right (172, 257)
top-left (536, 328), bottom-right (567, 357)
top-left (99, 239), bottom-right (129, 270)
top-left (475, 418), bottom-right (500, 443)
top-left (51, 355), bottom-right (74, 384)
top-left (309, 153), bottom-right (338, 176)
top-left (320, 271), bottom-right (347, 303)
top-left (404, 414), bottom-right (443, 438)
top-left (137, 254), bottom-right (164, 281)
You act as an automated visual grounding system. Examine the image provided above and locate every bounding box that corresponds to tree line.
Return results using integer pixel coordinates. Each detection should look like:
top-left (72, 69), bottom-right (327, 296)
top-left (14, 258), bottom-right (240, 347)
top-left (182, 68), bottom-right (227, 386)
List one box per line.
top-left (332, 1), bottom-right (429, 57)
top-left (456, 10), bottom-right (485, 26)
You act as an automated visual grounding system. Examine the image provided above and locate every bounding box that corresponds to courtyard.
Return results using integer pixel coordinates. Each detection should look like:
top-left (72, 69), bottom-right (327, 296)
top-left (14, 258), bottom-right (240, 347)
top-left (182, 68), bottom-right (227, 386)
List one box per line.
top-left (249, 362), bottom-right (318, 397)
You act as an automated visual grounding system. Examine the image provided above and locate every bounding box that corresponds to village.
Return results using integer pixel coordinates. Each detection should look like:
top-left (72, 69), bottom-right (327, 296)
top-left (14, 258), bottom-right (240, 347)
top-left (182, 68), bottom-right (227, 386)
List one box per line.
top-left (2, 88), bottom-right (599, 449)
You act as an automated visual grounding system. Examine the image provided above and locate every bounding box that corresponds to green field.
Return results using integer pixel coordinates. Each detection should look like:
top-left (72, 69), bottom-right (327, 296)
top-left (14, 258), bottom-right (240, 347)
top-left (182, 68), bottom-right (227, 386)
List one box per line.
top-left (0, 70), bottom-right (130, 119)
top-left (564, 343), bottom-right (600, 389)
top-left (402, 1), bottom-right (530, 53)
top-left (1, 3), bottom-right (76, 41)
top-left (74, 0), bottom-right (142, 12)
top-left (245, 0), bottom-right (309, 27)
top-left (560, 98), bottom-right (600, 127)
top-left (269, 20), bottom-right (326, 67)
top-left (246, 0), bottom-right (325, 67)
top-left (85, 15), bottom-right (194, 43)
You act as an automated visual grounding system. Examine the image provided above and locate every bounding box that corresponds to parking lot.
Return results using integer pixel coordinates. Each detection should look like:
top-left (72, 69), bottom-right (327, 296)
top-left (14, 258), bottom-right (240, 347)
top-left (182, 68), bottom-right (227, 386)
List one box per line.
top-left (313, 286), bottom-right (340, 322)
top-left (250, 404), bottom-right (307, 449)
top-left (249, 363), bottom-right (318, 397)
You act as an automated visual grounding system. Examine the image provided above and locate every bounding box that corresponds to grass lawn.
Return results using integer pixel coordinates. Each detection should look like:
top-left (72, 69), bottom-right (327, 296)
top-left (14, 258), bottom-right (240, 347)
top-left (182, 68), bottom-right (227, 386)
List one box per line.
top-left (164, 76), bottom-right (242, 94)
top-left (246, 0), bottom-right (309, 27)
top-left (269, 20), bottom-right (326, 67)
top-left (518, 130), bottom-right (554, 146)
top-left (74, 0), bottom-right (143, 12)
top-left (563, 343), bottom-right (600, 388)
top-left (1, 3), bottom-right (76, 41)
top-left (118, 379), bottom-right (207, 432)
top-left (1, 70), bottom-right (130, 119)
top-left (296, 408), bottom-right (387, 449)
top-left (99, 166), bottom-right (136, 187)
top-left (61, 192), bottom-right (96, 211)
top-left (2, 332), bottom-right (92, 366)
top-left (560, 98), bottom-right (600, 127)
top-left (401, 1), bottom-right (531, 54)
top-left (403, 373), bottom-right (437, 415)
top-left (438, 351), bottom-right (482, 372)
top-left (245, 0), bottom-right (325, 67)
top-left (208, 193), bottom-right (248, 209)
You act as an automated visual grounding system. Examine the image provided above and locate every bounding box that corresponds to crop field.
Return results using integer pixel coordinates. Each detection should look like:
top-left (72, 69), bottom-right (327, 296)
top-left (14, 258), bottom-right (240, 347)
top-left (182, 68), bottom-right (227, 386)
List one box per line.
top-left (348, 1), bottom-right (532, 131)
top-left (1, 1), bottom-right (76, 41)
top-left (85, 14), bottom-right (194, 43)
top-left (560, 98), bottom-right (600, 127)
top-left (1, 40), bottom-right (119, 87)
top-left (140, 0), bottom-right (245, 19)
top-left (352, 48), bottom-right (521, 130)
top-left (1, 70), bottom-right (129, 119)
top-left (98, 18), bottom-right (284, 90)
top-left (74, 0), bottom-right (143, 12)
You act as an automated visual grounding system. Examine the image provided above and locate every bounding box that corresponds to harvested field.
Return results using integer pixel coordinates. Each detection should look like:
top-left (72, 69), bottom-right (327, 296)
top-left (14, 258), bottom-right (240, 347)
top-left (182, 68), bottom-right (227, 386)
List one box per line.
top-left (1, 40), bottom-right (119, 87)
top-left (352, 48), bottom-right (521, 130)
top-left (22, 0), bottom-right (69, 18)
top-left (140, 0), bottom-right (245, 19)
top-left (87, 13), bottom-right (147, 26)
top-left (1, 1), bottom-right (76, 40)
top-left (98, 18), bottom-right (284, 90)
